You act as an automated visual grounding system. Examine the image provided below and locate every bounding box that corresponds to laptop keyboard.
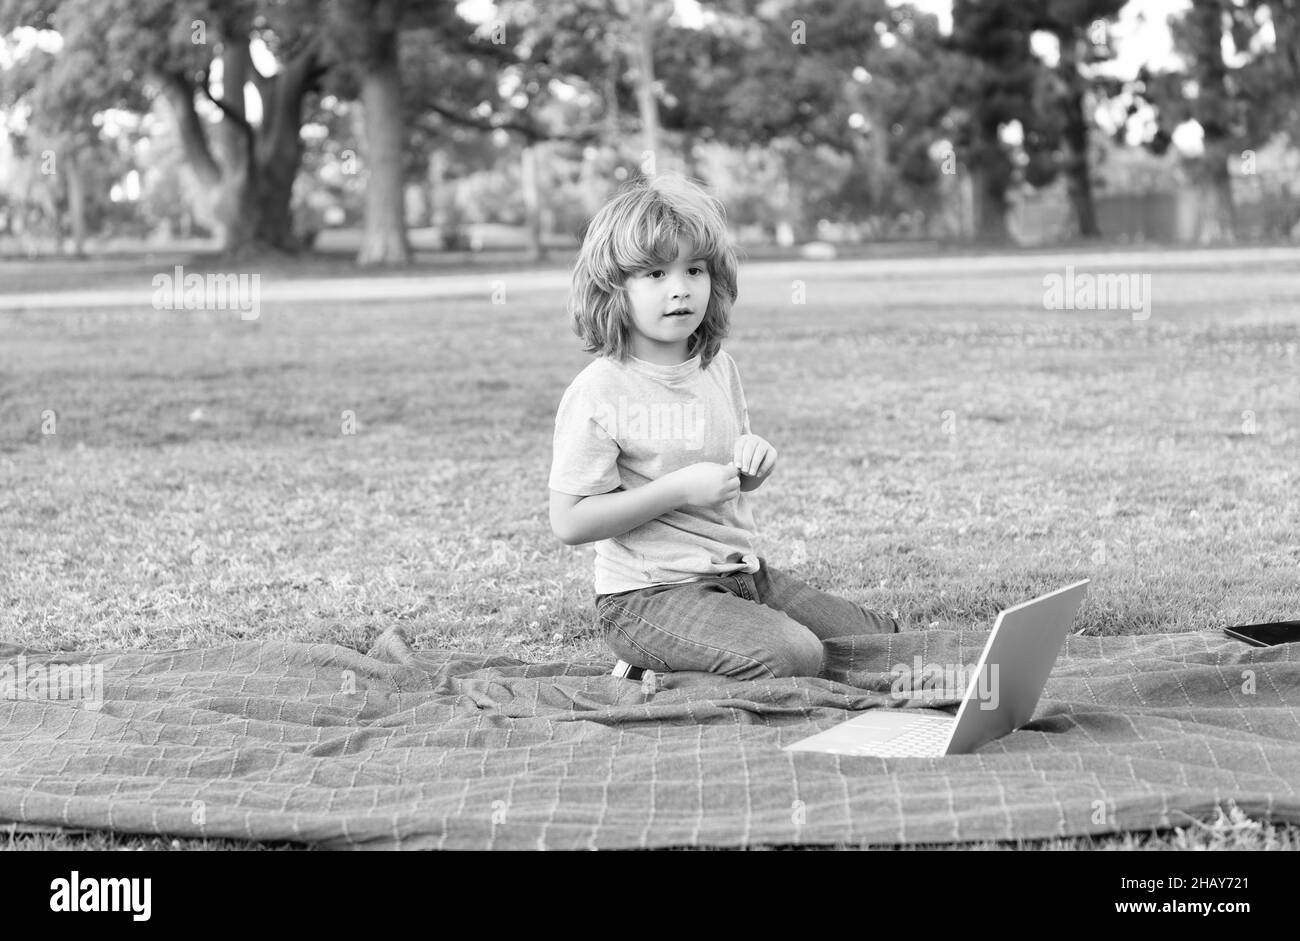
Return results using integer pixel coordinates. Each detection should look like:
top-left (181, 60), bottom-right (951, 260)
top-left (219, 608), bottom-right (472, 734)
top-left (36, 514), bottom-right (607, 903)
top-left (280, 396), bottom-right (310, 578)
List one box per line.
top-left (852, 717), bottom-right (953, 757)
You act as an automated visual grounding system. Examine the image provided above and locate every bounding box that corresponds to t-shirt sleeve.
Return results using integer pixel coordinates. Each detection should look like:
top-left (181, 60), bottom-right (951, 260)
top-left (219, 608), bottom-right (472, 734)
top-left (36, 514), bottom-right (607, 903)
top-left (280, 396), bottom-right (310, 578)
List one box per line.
top-left (548, 379), bottom-right (623, 496)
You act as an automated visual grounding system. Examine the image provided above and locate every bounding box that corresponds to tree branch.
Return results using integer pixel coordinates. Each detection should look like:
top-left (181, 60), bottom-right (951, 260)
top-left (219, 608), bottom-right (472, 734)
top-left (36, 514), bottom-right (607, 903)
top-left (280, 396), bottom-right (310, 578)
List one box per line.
top-left (198, 69), bottom-right (255, 139)
top-left (157, 70), bottom-right (222, 187)
top-left (198, 67), bottom-right (256, 176)
top-left (418, 99), bottom-right (603, 146)
top-left (259, 43), bottom-right (321, 169)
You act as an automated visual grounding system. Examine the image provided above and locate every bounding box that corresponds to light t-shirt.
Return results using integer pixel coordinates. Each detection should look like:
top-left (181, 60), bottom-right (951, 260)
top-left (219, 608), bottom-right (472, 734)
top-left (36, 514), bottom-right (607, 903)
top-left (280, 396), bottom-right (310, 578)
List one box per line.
top-left (548, 349), bottom-right (761, 595)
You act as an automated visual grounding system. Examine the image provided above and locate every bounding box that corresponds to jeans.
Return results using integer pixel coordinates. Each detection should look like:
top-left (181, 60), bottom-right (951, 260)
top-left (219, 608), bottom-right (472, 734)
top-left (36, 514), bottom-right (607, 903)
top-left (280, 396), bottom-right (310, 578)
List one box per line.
top-left (594, 557), bottom-right (901, 681)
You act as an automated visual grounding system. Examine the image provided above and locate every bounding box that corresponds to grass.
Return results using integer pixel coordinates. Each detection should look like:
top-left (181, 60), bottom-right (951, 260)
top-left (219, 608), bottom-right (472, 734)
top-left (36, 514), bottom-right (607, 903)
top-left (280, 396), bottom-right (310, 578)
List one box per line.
top-left (0, 248), bottom-right (575, 295)
top-left (1, 247), bottom-right (1298, 850)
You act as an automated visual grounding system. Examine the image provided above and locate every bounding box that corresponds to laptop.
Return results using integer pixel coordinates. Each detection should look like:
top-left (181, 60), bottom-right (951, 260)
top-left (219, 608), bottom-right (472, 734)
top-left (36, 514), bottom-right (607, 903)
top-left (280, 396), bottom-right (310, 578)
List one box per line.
top-left (1223, 620), bottom-right (1300, 647)
top-left (784, 579), bottom-right (1089, 757)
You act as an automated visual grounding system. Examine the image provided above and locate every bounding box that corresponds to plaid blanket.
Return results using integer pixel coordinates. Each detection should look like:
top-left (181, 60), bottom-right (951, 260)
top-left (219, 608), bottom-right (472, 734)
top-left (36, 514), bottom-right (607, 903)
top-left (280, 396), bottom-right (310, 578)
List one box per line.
top-left (2, 628), bottom-right (1297, 849)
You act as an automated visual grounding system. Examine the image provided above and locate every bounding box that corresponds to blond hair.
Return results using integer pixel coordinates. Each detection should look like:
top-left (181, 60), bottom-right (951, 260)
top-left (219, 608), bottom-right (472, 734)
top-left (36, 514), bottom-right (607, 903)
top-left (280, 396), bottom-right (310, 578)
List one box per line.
top-left (567, 171), bottom-right (740, 371)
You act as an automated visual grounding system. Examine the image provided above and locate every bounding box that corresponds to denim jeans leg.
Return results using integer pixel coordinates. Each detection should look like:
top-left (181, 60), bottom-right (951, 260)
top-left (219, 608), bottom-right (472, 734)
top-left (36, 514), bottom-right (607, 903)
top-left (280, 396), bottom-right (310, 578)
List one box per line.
top-left (750, 556), bottom-right (901, 640)
top-left (597, 575), bottom-right (825, 680)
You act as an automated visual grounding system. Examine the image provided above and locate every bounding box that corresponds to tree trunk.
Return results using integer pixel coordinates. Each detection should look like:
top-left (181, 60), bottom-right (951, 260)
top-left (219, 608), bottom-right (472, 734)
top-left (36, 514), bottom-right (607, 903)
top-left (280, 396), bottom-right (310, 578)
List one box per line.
top-left (1182, 0), bottom-right (1237, 244)
top-left (64, 150), bottom-right (87, 256)
top-left (156, 38), bottom-right (316, 258)
top-left (971, 161), bottom-right (1012, 242)
top-left (628, 0), bottom-right (660, 171)
top-left (774, 148), bottom-right (810, 243)
top-left (203, 127), bottom-right (301, 258)
top-left (216, 39), bottom-right (253, 180)
top-left (964, 107), bottom-right (1015, 243)
top-left (357, 30), bottom-right (411, 266)
top-left (521, 141), bottom-right (546, 262)
top-left (1189, 140), bottom-right (1237, 243)
top-left (1058, 36), bottom-right (1100, 238)
top-left (682, 129), bottom-right (699, 179)
top-left (257, 182), bottom-right (297, 250)
top-left (859, 102), bottom-right (889, 214)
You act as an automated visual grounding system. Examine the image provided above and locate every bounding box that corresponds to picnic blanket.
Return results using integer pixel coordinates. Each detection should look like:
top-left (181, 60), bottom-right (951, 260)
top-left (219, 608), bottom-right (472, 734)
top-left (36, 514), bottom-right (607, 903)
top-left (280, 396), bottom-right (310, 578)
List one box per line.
top-left (1, 628), bottom-right (1298, 849)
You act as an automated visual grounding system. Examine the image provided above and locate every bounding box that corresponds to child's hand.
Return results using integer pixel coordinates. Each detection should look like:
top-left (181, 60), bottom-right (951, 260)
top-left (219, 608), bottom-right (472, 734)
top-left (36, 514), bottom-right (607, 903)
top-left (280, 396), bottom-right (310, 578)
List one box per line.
top-left (672, 462), bottom-right (741, 509)
top-left (733, 434), bottom-right (777, 478)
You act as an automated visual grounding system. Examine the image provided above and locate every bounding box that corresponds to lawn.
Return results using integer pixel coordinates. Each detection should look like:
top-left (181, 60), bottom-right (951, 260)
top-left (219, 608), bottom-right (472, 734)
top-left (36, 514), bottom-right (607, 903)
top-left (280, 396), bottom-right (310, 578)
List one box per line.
top-left (2, 246), bottom-right (1298, 850)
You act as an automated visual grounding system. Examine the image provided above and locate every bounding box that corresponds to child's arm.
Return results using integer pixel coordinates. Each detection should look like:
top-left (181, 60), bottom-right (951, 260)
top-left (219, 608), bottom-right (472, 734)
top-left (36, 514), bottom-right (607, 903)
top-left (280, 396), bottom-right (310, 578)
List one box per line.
top-left (551, 463), bottom-right (740, 546)
top-left (550, 480), bottom-right (683, 546)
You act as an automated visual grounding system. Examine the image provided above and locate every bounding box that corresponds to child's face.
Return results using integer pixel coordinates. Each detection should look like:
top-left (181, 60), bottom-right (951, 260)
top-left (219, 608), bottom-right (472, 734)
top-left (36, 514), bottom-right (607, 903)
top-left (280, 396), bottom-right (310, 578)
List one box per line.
top-left (622, 236), bottom-right (711, 364)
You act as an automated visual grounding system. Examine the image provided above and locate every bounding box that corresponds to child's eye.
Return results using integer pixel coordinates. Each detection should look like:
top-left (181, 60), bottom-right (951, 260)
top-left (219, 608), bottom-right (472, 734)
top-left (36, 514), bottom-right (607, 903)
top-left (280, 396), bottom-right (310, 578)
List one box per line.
top-left (646, 267), bottom-right (706, 278)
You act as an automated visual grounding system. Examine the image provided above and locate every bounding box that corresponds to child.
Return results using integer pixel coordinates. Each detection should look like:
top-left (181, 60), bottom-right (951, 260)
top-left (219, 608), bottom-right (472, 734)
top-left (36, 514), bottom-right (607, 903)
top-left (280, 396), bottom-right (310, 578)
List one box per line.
top-left (548, 171), bottom-right (900, 683)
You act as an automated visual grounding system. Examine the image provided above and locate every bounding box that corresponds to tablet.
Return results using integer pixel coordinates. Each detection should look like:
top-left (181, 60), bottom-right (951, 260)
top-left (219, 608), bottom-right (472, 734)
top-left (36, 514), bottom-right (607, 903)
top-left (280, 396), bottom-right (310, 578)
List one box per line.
top-left (1223, 621), bottom-right (1300, 647)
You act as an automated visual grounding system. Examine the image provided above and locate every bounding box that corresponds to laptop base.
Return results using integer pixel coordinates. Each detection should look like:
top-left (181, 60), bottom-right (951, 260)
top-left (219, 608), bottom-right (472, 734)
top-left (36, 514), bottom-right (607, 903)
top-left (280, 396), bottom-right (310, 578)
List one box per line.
top-left (785, 710), bottom-right (956, 757)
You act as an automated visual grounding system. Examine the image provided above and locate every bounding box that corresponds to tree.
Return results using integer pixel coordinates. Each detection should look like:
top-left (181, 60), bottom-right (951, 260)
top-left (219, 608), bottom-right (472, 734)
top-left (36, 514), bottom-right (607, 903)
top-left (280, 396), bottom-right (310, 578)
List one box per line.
top-left (843, 5), bottom-right (966, 231)
top-left (1, 0), bottom-right (500, 261)
top-left (620, 0), bottom-right (675, 164)
top-left (1249, 0), bottom-right (1300, 143)
top-left (429, 0), bottom-right (726, 259)
top-left (1130, 0), bottom-right (1300, 243)
top-left (470, 0), bottom-right (920, 247)
top-left (0, 7), bottom-right (149, 254)
top-left (319, 0), bottom-right (500, 265)
top-left (948, 0), bottom-right (1050, 242)
top-left (322, 0), bottom-right (412, 265)
top-left (0, 0), bottom-right (338, 255)
top-left (1135, 0), bottom-right (1242, 241)
top-left (685, 0), bottom-right (952, 240)
top-left (1024, 0), bottom-right (1128, 238)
